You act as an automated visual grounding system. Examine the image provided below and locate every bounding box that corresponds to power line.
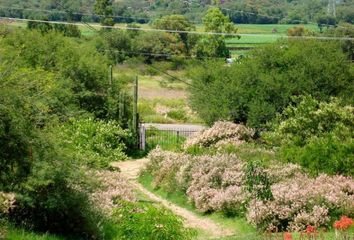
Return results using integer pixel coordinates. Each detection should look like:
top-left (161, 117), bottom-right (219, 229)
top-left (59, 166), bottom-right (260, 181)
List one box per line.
top-left (0, 5), bottom-right (203, 24)
top-left (2, 5), bottom-right (352, 31)
top-left (2, 17), bottom-right (354, 41)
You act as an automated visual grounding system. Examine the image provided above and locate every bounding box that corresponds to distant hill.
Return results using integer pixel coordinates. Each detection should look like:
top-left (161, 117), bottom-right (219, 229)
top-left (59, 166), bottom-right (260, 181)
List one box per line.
top-left (0, 0), bottom-right (353, 24)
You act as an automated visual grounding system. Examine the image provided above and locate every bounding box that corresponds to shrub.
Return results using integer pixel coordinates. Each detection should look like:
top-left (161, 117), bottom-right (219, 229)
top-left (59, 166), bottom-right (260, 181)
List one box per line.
top-left (112, 200), bottom-right (194, 240)
top-left (0, 192), bottom-right (15, 215)
top-left (188, 40), bottom-right (353, 128)
top-left (145, 149), bottom-right (354, 231)
top-left (264, 96), bottom-right (354, 176)
top-left (167, 109), bottom-right (188, 122)
top-left (58, 118), bottom-right (131, 169)
top-left (246, 174), bottom-right (354, 232)
top-left (88, 170), bottom-right (136, 214)
top-left (9, 154), bottom-right (105, 239)
top-left (184, 121), bottom-right (254, 149)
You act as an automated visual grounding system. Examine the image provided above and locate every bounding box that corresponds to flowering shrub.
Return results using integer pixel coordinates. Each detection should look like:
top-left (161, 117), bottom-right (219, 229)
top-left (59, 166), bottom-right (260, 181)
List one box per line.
top-left (184, 121), bottom-right (254, 149)
top-left (246, 174), bottom-right (354, 232)
top-left (145, 149), bottom-right (354, 232)
top-left (88, 170), bottom-right (136, 214)
top-left (0, 192), bottom-right (15, 215)
top-left (334, 216), bottom-right (353, 230)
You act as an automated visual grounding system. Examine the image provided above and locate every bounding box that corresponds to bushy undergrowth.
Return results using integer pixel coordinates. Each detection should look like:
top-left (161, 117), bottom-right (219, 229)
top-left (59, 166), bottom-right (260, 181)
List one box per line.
top-left (184, 121), bottom-right (254, 150)
top-left (145, 148), bottom-right (354, 232)
top-left (111, 200), bottom-right (195, 240)
top-left (264, 96), bottom-right (354, 176)
top-left (57, 118), bottom-right (132, 169)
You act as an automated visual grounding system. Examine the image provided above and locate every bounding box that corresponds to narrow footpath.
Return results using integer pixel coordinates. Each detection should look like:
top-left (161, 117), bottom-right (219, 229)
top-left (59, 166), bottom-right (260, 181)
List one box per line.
top-left (111, 159), bottom-right (235, 239)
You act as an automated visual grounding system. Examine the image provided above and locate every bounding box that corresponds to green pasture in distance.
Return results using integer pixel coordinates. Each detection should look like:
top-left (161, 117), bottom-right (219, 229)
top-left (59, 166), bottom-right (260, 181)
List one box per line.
top-left (235, 24), bottom-right (319, 34)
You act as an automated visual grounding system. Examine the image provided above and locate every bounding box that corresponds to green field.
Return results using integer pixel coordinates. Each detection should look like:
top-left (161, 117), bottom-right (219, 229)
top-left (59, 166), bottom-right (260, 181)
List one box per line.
top-left (226, 24), bottom-right (320, 56)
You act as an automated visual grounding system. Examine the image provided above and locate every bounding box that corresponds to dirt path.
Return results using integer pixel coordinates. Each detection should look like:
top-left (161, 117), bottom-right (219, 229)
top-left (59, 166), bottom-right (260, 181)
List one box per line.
top-left (111, 159), bottom-right (234, 239)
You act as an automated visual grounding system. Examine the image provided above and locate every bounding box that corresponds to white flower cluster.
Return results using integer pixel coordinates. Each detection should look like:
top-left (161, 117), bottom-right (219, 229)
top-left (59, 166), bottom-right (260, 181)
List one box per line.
top-left (0, 192), bottom-right (15, 215)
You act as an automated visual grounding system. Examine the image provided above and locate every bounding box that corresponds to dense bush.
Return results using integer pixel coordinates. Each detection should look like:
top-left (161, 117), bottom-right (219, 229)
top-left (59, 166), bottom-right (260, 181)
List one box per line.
top-left (0, 29), bottom-right (130, 121)
top-left (184, 121), bottom-right (254, 150)
top-left (264, 96), bottom-right (354, 176)
top-left (145, 147), bottom-right (354, 232)
top-left (188, 40), bottom-right (354, 128)
top-left (0, 28), bottom-right (135, 239)
top-left (57, 118), bottom-right (131, 169)
top-left (112, 200), bottom-right (194, 240)
top-left (5, 134), bottom-right (106, 239)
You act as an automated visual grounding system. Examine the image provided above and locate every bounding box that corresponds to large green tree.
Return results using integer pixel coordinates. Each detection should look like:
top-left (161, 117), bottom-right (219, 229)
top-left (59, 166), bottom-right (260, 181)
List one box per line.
top-left (188, 40), bottom-right (354, 128)
top-left (153, 15), bottom-right (196, 54)
top-left (195, 8), bottom-right (236, 58)
top-left (94, 0), bottom-right (115, 26)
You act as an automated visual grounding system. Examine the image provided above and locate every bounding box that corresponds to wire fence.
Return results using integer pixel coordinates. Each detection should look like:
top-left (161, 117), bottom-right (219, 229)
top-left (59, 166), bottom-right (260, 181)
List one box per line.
top-left (140, 127), bottom-right (198, 151)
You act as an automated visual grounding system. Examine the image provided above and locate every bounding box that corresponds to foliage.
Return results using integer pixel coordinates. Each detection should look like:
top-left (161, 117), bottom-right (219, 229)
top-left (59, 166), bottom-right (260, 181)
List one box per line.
top-left (8, 140), bottom-right (105, 239)
top-left (0, 192), bottom-right (16, 219)
top-left (195, 8), bottom-right (236, 58)
top-left (27, 22), bottom-right (81, 38)
top-left (0, 29), bottom-right (130, 121)
top-left (184, 121), bottom-right (254, 149)
top-left (5, 227), bottom-right (65, 240)
top-left (287, 26), bottom-right (315, 36)
top-left (324, 24), bottom-right (354, 61)
top-left (111, 200), bottom-right (195, 240)
top-left (94, 0), bottom-right (114, 26)
top-left (188, 40), bottom-right (354, 128)
top-left (153, 15), bottom-right (197, 55)
top-left (145, 148), bottom-right (354, 232)
top-left (57, 118), bottom-right (131, 169)
top-left (244, 162), bottom-right (273, 202)
top-left (0, 0), bottom-right (353, 25)
top-left (264, 96), bottom-right (354, 176)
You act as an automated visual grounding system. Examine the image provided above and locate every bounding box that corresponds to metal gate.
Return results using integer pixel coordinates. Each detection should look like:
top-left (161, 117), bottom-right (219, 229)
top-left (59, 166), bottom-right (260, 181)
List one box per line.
top-left (139, 124), bottom-right (202, 151)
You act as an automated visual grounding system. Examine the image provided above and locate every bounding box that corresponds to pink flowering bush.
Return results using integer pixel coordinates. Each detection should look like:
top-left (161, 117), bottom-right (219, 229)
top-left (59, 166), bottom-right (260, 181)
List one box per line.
top-left (184, 121), bottom-right (254, 149)
top-left (88, 170), bottom-right (136, 214)
top-left (146, 148), bottom-right (354, 231)
top-left (246, 174), bottom-right (354, 231)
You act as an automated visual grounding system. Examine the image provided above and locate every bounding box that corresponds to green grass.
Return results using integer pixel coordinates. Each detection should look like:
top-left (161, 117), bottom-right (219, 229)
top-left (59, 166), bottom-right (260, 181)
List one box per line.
top-left (146, 129), bottom-right (186, 151)
top-left (5, 228), bottom-right (66, 240)
top-left (138, 171), bottom-right (259, 240)
top-left (139, 98), bottom-right (204, 124)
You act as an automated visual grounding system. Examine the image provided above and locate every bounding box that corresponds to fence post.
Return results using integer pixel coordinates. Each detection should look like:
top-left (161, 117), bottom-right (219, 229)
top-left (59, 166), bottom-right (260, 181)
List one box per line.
top-left (140, 124), bottom-right (146, 151)
top-left (176, 130), bottom-right (180, 145)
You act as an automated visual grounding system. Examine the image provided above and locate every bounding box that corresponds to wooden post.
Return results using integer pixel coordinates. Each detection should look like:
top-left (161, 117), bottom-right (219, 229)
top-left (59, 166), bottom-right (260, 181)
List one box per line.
top-left (133, 76), bottom-right (138, 134)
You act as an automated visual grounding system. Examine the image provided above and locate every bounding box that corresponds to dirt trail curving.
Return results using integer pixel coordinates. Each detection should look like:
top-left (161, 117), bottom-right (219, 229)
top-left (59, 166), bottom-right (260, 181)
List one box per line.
top-left (111, 159), bottom-right (235, 239)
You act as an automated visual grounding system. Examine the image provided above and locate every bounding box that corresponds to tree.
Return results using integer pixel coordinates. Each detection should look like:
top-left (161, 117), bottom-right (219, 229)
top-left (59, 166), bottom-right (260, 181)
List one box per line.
top-left (153, 15), bottom-right (196, 54)
top-left (188, 40), bottom-right (354, 128)
top-left (194, 8), bottom-right (237, 58)
top-left (94, 0), bottom-right (115, 26)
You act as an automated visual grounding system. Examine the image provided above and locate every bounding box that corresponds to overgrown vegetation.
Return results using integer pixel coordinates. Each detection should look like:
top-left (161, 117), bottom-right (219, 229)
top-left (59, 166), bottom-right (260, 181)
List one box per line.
top-left (188, 40), bottom-right (353, 128)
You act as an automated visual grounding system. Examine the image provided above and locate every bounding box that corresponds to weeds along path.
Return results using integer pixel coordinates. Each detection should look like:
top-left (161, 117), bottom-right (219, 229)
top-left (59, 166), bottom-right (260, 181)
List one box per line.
top-left (111, 159), bottom-right (235, 239)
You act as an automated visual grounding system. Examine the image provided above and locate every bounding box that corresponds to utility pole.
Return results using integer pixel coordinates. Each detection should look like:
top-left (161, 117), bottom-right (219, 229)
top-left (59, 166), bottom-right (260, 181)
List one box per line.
top-left (133, 76), bottom-right (138, 134)
top-left (108, 65), bottom-right (113, 93)
top-left (119, 91), bottom-right (125, 124)
top-left (328, 0), bottom-right (336, 18)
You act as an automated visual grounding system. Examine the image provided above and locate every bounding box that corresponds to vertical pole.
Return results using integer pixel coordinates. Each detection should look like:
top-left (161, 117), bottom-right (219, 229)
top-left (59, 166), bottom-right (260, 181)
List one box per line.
top-left (108, 65), bottom-right (113, 93)
top-left (119, 92), bottom-right (124, 123)
top-left (133, 76), bottom-right (138, 134)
